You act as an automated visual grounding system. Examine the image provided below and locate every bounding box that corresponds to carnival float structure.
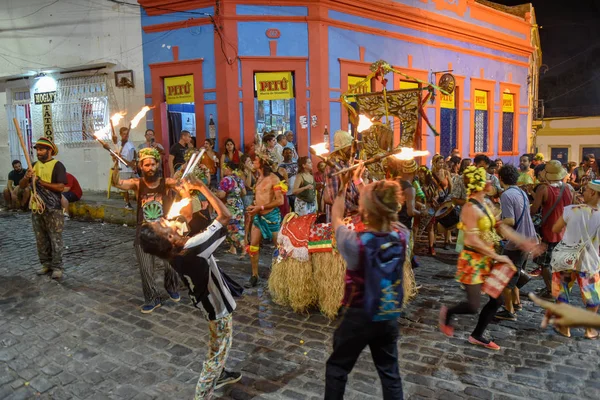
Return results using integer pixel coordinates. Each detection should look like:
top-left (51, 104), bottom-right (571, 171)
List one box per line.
top-left (268, 60), bottom-right (455, 319)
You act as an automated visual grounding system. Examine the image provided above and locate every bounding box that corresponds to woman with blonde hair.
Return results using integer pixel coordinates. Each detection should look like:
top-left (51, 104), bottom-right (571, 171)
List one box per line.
top-left (439, 166), bottom-right (543, 350)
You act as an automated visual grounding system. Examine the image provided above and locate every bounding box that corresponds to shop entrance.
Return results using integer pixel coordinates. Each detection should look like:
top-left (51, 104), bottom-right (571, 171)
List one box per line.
top-left (164, 75), bottom-right (197, 148)
top-left (254, 72), bottom-right (296, 137)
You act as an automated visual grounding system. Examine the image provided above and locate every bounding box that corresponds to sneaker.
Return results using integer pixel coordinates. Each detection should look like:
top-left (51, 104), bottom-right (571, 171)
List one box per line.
top-left (141, 299), bottom-right (162, 314)
top-left (215, 370), bottom-right (242, 389)
top-left (51, 270), bottom-right (63, 280)
top-left (125, 203), bottom-right (134, 210)
top-left (495, 308), bottom-right (517, 321)
top-left (37, 267), bottom-right (51, 276)
top-left (468, 336), bottom-right (500, 351)
top-left (439, 306), bottom-right (454, 337)
top-left (513, 303), bottom-right (523, 312)
top-left (244, 275), bottom-right (258, 288)
top-left (530, 266), bottom-right (542, 277)
top-left (167, 290), bottom-right (181, 303)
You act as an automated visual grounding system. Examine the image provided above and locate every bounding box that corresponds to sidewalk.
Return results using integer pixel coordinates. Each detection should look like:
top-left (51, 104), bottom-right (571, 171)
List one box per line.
top-left (68, 190), bottom-right (137, 226)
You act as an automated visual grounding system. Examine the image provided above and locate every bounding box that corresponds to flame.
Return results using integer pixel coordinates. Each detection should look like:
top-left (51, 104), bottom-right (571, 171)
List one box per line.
top-left (130, 106), bottom-right (151, 129)
top-left (357, 115), bottom-right (374, 133)
top-left (392, 147), bottom-right (429, 160)
top-left (110, 112), bottom-right (126, 126)
top-left (310, 142), bottom-right (330, 156)
top-left (166, 198), bottom-right (191, 220)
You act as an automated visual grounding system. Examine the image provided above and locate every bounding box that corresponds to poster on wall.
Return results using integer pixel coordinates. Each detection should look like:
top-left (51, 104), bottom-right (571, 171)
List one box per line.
top-left (255, 72), bottom-right (294, 100)
top-left (164, 75), bottom-right (194, 104)
top-left (181, 112), bottom-right (196, 136)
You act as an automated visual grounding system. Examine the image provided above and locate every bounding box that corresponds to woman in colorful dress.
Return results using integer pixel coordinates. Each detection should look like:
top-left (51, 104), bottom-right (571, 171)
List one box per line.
top-left (241, 154), bottom-right (256, 209)
top-left (439, 166), bottom-right (543, 350)
top-left (293, 156), bottom-right (317, 216)
top-left (217, 162), bottom-right (247, 256)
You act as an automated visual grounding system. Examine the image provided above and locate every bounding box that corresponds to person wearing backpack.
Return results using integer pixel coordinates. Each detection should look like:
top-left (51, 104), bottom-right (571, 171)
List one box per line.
top-left (530, 160), bottom-right (573, 299)
top-left (439, 166), bottom-right (543, 350)
top-left (325, 165), bottom-right (408, 400)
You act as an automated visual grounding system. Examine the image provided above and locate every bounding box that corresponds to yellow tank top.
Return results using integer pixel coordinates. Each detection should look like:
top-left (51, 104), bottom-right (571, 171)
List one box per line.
top-left (33, 159), bottom-right (58, 183)
top-left (32, 159), bottom-right (58, 210)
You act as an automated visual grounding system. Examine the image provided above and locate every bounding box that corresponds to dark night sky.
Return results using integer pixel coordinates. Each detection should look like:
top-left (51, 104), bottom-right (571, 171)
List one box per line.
top-left (494, 0), bottom-right (600, 116)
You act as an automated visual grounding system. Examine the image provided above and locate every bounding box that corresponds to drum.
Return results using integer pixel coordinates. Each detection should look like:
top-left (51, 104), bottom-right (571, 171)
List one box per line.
top-left (434, 200), bottom-right (459, 229)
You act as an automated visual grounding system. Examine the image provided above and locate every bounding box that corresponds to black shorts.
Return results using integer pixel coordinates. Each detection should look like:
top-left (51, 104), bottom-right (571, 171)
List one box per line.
top-left (502, 249), bottom-right (527, 289)
top-left (63, 191), bottom-right (80, 203)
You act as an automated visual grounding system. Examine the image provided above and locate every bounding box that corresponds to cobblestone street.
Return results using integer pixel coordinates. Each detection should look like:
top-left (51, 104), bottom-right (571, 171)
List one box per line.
top-left (1, 210), bottom-right (599, 400)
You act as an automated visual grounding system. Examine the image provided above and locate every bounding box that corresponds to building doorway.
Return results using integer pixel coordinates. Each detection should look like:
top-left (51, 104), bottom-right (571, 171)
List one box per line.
top-left (164, 75), bottom-right (197, 149)
top-left (254, 72), bottom-right (296, 139)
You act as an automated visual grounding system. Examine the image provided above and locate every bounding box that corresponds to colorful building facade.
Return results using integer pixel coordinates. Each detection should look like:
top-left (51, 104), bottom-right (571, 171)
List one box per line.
top-left (139, 0), bottom-right (541, 164)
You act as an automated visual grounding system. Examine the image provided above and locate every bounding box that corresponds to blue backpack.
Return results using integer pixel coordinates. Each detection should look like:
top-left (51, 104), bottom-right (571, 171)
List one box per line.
top-left (358, 231), bottom-right (406, 321)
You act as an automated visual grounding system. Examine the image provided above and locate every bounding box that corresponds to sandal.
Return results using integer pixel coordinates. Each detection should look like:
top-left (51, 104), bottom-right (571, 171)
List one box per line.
top-left (585, 329), bottom-right (599, 340)
top-left (553, 326), bottom-right (571, 338)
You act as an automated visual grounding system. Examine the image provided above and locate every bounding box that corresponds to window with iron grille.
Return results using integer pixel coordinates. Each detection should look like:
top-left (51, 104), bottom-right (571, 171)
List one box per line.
top-left (473, 89), bottom-right (489, 153)
top-left (501, 93), bottom-right (515, 153)
top-left (52, 75), bottom-right (110, 144)
top-left (474, 110), bottom-right (488, 153)
top-left (440, 109), bottom-right (457, 157)
top-left (501, 112), bottom-right (514, 152)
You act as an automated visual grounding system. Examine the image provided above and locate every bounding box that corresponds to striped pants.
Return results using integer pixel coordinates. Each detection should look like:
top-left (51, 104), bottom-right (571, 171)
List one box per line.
top-left (134, 243), bottom-right (180, 304)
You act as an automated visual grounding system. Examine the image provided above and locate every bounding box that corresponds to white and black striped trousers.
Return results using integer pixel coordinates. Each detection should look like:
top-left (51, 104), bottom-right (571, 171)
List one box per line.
top-left (134, 243), bottom-right (180, 304)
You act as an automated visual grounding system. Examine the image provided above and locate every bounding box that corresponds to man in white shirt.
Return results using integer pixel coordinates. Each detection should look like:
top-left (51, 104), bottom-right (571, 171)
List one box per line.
top-left (116, 127), bottom-right (137, 209)
top-left (275, 134), bottom-right (287, 162)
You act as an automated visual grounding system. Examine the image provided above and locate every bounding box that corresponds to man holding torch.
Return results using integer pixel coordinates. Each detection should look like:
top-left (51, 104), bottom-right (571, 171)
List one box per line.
top-left (111, 147), bottom-right (182, 313)
top-left (19, 137), bottom-right (68, 280)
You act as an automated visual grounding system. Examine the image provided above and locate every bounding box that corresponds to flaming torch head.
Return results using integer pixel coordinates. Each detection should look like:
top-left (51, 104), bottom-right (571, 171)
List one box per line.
top-left (166, 198), bottom-right (191, 220)
top-left (310, 142), bottom-right (330, 157)
top-left (131, 106), bottom-right (152, 129)
top-left (392, 147), bottom-right (429, 160)
top-left (110, 112), bottom-right (126, 126)
top-left (357, 115), bottom-right (374, 133)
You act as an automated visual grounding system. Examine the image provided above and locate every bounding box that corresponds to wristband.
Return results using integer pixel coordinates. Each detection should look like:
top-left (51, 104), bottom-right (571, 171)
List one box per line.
top-left (261, 205), bottom-right (264, 211)
top-left (353, 178), bottom-right (364, 186)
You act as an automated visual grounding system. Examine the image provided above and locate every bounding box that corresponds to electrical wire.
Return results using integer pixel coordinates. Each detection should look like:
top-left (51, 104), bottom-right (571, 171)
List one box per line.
top-left (0, 0), bottom-right (60, 21)
top-left (544, 73), bottom-right (600, 104)
top-left (108, 0), bottom-right (239, 65)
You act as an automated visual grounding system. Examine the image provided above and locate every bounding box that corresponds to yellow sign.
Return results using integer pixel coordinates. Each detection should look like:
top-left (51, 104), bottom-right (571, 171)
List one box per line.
top-left (502, 93), bottom-right (514, 113)
top-left (400, 80), bottom-right (420, 90)
top-left (440, 90), bottom-right (455, 109)
top-left (164, 75), bottom-right (194, 104)
top-left (348, 75), bottom-right (371, 94)
top-left (255, 72), bottom-right (294, 100)
top-left (474, 89), bottom-right (488, 111)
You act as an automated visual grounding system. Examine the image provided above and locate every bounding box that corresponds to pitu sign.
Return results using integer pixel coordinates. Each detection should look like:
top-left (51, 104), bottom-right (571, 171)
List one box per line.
top-left (502, 93), bottom-right (514, 113)
top-left (34, 91), bottom-right (56, 105)
top-left (164, 75), bottom-right (194, 104)
top-left (474, 89), bottom-right (488, 111)
top-left (255, 72), bottom-right (294, 100)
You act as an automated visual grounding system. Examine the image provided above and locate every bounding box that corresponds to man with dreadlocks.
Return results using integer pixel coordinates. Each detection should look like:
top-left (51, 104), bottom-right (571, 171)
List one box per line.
top-left (244, 155), bottom-right (286, 288)
top-left (112, 147), bottom-right (182, 313)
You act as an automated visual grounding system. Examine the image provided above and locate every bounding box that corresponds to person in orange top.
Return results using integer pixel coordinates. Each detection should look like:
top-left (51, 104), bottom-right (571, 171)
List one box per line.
top-left (200, 138), bottom-right (219, 188)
